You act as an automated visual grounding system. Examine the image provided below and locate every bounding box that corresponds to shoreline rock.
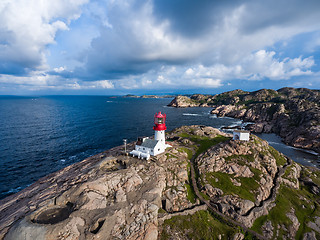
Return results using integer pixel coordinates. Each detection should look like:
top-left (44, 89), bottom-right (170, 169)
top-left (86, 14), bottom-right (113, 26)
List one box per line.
top-left (1, 125), bottom-right (320, 240)
top-left (168, 88), bottom-right (320, 154)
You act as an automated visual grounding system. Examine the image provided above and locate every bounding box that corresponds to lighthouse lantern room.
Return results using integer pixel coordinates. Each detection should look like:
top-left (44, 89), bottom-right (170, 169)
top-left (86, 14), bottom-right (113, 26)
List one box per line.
top-left (130, 112), bottom-right (170, 160)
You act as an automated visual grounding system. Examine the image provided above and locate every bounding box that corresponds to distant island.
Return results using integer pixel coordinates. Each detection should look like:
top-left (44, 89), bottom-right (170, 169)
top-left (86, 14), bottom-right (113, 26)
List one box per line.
top-left (168, 87), bottom-right (320, 154)
top-left (1, 125), bottom-right (320, 239)
top-left (123, 94), bottom-right (177, 99)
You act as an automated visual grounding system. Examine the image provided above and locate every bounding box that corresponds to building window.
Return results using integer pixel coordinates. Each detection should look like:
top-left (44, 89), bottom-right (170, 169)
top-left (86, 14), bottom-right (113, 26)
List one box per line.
top-left (143, 148), bottom-right (145, 150)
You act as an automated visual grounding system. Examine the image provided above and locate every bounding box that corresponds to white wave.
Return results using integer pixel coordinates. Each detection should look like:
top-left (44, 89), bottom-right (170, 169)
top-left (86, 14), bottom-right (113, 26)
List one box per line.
top-left (106, 101), bottom-right (113, 103)
top-left (292, 148), bottom-right (319, 156)
top-left (68, 155), bottom-right (77, 160)
top-left (268, 141), bottom-right (284, 146)
top-left (221, 116), bottom-right (234, 120)
top-left (60, 159), bottom-right (66, 163)
top-left (7, 186), bottom-right (22, 194)
top-left (183, 113), bottom-right (200, 116)
top-left (209, 114), bottom-right (217, 118)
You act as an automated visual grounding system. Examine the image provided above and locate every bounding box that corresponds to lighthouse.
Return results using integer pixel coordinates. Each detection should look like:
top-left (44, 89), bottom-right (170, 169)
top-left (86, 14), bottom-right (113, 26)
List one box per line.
top-left (153, 112), bottom-right (166, 145)
top-left (130, 111), bottom-right (170, 160)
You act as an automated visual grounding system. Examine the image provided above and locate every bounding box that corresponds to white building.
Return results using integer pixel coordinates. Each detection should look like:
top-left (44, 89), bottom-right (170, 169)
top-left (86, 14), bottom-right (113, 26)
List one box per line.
top-left (233, 130), bottom-right (250, 141)
top-left (130, 112), bottom-right (170, 160)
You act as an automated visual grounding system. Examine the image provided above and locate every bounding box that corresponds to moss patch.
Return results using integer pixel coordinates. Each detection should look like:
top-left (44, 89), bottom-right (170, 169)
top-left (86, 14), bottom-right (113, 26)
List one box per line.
top-left (185, 183), bottom-right (196, 203)
top-left (178, 147), bottom-right (193, 160)
top-left (160, 210), bottom-right (237, 240)
top-left (205, 172), bottom-right (259, 202)
top-left (192, 135), bottom-right (231, 158)
top-left (268, 146), bottom-right (287, 166)
top-left (251, 184), bottom-right (320, 239)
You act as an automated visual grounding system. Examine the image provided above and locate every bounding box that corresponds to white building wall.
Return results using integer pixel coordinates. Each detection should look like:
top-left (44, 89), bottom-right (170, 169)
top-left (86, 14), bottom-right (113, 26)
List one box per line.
top-left (154, 130), bottom-right (165, 144)
top-left (240, 132), bottom-right (250, 141)
top-left (233, 132), bottom-right (250, 141)
top-left (154, 142), bottom-right (166, 155)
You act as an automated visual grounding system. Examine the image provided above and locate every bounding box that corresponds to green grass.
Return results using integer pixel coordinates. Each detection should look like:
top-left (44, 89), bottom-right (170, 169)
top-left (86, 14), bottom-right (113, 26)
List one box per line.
top-left (206, 172), bottom-right (259, 202)
top-left (158, 208), bottom-right (167, 214)
top-left (251, 184), bottom-right (320, 239)
top-left (192, 135), bottom-right (231, 158)
top-left (282, 164), bottom-right (298, 184)
top-left (301, 167), bottom-right (320, 186)
top-left (178, 133), bottom-right (230, 157)
top-left (251, 215), bottom-right (268, 234)
top-left (185, 183), bottom-right (196, 203)
top-left (178, 147), bottom-right (193, 160)
top-left (268, 146), bottom-right (287, 166)
top-left (160, 210), bottom-right (237, 240)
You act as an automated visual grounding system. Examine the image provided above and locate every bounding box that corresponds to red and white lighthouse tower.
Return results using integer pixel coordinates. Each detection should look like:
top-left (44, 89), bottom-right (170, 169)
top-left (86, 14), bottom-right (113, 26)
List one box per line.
top-left (130, 111), bottom-right (169, 160)
top-left (153, 112), bottom-right (167, 145)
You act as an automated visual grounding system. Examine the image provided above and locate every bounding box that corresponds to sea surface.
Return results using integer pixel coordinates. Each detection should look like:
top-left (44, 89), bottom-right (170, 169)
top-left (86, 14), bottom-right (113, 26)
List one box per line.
top-left (0, 96), bottom-right (319, 200)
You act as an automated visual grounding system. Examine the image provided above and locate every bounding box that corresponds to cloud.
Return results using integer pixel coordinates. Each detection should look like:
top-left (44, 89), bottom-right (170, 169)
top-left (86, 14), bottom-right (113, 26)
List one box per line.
top-left (241, 50), bottom-right (314, 80)
top-left (1, 0), bottom-right (320, 94)
top-left (0, 0), bottom-right (88, 75)
top-left (76, 0), bottom-right (320, 82)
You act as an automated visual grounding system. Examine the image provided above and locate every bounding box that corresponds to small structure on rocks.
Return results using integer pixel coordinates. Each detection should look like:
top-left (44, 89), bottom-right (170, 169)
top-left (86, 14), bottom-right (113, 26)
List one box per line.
top-left (233, 130), bottom-right (250, 141)
top-left (130, 112), bottom-right (170, 160)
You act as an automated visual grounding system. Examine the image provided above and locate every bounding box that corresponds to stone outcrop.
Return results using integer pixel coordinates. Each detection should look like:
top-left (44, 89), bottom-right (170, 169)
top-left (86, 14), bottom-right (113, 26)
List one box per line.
top-left (195, 134), bottom-right (280, 226)
top-left (2, 149), bottom-right (166, 240)
top-left (1, 125), bottom-right (320, 240)
top-left (169, 88), bottom-right (320, 154)
top-left (167, 95), bottom-right (212, 108)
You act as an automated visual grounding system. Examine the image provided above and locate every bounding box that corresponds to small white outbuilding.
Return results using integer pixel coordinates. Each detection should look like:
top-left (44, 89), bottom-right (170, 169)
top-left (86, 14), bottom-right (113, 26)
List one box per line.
top-left (233, 130), bottom-right (250, 141)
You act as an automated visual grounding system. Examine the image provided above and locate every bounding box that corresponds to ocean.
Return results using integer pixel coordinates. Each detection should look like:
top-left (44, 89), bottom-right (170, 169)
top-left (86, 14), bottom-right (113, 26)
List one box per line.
top-left (0, 96), bottom-right (318, 200)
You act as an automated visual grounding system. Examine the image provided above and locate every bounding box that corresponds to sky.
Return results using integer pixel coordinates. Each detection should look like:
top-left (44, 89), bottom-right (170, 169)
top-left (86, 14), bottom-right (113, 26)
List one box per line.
top-left (0, 0), bottom-right (320, 95)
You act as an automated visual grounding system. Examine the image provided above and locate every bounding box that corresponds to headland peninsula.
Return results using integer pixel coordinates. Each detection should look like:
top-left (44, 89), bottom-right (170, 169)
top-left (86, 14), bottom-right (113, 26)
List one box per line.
top-left (1, 125), bottom-right (320, 239)
top-left (168, 87), bottom-right (320, 155)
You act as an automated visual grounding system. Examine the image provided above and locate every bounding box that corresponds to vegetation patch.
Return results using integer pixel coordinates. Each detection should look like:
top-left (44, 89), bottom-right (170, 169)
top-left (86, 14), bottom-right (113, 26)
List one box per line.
top-left (192, 135), bottom-right (231, 158)
top-left (301, 167), bottom-right (320, 186)
top-left (282, 164), bottom-right (298, 184)
top-left (178, 147), bottom-right (193, 160)
top-left (158, 208), bottom-right (166, 214)
top-left (185, 183), bottom-right (196, 204)
top-left (205, 172), bottom-right (259, 202)
top-left (251, 184), bottom-right (320, 239)
top-left (268, 146), bottom-right (287, 166)
top-left (160, 210), bottom-right (237, 240)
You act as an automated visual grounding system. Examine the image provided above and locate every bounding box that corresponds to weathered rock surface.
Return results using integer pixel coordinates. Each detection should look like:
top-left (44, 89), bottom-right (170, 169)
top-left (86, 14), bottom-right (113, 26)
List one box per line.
top-left (169, 88), bottom-right (320, 153)
top-left (1, 125), bottom-right (320, 240)
top-left (2, 150), bottom-right (166, 240)
top-left (167, 95), bottom-right (212, 108)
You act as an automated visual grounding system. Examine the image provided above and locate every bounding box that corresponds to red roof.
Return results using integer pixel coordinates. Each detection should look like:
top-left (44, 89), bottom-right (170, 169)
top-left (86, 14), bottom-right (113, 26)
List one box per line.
top-left (155, 111), bottom-right (166, 118)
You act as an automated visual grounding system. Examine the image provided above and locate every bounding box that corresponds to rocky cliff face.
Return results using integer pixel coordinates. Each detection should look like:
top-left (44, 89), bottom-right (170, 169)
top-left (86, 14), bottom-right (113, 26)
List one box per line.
top-left (1, 125), bottom-right (320, 240)
top-left (168, 88), bottom-right (320, 154)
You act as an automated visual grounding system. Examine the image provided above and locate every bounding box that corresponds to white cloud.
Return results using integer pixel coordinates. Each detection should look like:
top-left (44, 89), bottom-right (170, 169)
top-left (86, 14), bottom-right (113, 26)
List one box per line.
top-left (0, 0), bottom-right (88, 73)
top-left (241, 50), bottom-right (314, 80)
top-left (1, 0), bottom-right (320, 93)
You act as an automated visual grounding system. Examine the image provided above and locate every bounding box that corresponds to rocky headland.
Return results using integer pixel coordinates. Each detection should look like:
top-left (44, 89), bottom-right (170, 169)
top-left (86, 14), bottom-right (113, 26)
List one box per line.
top-left (1, 125), bottom-right (320, 239)
top-left (168, 88), bottom-right (320, 154)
